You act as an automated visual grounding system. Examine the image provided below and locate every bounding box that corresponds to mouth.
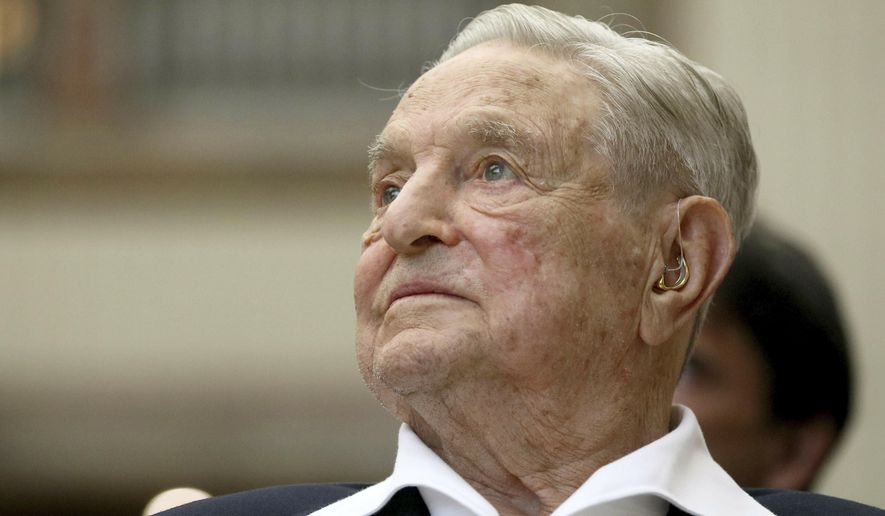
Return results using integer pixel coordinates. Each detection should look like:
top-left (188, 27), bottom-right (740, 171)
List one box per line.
top-left (387, 282), bottom-right (465, 309)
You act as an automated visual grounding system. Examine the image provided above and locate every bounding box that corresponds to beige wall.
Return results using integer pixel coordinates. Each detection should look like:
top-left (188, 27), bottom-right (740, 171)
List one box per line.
top-left (0, 175), bottom-right (400, 495)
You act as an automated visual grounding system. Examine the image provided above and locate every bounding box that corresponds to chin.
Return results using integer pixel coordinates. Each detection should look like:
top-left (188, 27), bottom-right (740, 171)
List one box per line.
top-left (376, 334), bottom-right (447, 391)
top-left (372, 326), bottom-right (480, 398)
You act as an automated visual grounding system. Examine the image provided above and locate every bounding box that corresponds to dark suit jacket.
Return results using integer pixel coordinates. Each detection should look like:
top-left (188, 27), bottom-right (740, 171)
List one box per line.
top-left (156, 483), bottom-right (884, 515)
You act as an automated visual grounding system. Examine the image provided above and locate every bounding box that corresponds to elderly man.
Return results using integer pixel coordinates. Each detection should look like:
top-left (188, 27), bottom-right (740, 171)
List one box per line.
top-left (159, 4), bottom-right (882, 516)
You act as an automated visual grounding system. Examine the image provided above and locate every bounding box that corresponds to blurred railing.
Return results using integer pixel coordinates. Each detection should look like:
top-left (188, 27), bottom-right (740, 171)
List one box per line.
top-left (1, 0), bottom-right (498, 98)
top-left (130, 0), bottom-right (494, 93)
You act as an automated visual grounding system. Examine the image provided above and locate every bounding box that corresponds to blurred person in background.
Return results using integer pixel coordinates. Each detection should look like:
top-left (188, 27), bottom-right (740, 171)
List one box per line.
top-left (675, 223), bottom-right (853, 491)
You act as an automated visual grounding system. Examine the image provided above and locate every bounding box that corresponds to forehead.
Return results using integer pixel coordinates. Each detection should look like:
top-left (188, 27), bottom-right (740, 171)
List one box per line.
top-left (405, 44), bottom-right (571, 105)
top-left (382, 42), bottom-right (598, 148)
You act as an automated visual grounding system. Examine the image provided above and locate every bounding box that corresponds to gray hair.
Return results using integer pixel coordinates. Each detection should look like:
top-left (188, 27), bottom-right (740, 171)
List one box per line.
top-left (432, 4), bottom-right (758, 243)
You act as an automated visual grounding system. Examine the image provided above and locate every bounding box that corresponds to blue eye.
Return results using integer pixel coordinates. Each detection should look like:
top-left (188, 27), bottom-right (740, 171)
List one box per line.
top-left (483, 161), bottom-right (516, 181)
top-left (381, 185), bottom-right (401, 206)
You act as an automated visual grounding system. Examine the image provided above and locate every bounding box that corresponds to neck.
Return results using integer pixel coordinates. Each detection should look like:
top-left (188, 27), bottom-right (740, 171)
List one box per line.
top-left (401, 376), bottom-right (674, 515)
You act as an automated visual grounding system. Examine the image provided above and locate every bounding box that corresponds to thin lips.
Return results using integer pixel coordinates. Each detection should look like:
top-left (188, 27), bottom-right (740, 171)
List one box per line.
top-left (387, 282), bottom-right (463, 308)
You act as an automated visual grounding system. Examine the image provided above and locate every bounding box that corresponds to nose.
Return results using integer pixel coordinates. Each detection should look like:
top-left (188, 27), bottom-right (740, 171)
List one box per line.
top-left (380, 169), bottom-right (460, 255)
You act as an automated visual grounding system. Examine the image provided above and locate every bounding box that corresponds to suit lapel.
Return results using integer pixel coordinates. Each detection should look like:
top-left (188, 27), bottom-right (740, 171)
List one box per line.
top-left (371, 486), bottom-right (430, 515)
top-left (666, 503), bottom-right (691, 516)
top-left (370, 487), bottom-right (693, 515)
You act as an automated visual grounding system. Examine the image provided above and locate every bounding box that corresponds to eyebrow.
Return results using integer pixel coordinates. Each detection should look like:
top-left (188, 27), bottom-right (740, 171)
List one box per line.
top-left (465, 119), bottom-right (531, 152)
top-left (367, 134), bottom-right (392, 175)
top-left (366, 118), bottom-right (533, 174)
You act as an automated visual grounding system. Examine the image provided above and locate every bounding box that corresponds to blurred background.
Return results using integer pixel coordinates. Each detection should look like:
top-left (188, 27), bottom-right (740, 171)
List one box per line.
top-left (1, 0), bottom-right (882, 514)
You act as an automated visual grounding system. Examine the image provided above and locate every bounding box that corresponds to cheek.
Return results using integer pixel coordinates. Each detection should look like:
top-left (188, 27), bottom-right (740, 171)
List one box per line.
top-left (469, 207), bottom-right (647, 370)
top-left (354, 242), bottom-right (394, 368)
top-left (354, 242), bottom-right (391, 314)
top-left (464, 216), bottom-right (580, 346)
top-left (478, 220), bottom-right (538, 276)
top-left (570, 212), bottom-right (648, 333)
top-left (465, 216), bottom-right (544, 311)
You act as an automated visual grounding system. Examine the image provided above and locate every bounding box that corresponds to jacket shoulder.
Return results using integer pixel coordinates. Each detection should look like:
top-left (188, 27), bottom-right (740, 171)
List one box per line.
top-left (748, 488), bottom-right (885, 515)
top-left (154, 483), bottom-right (369, 516)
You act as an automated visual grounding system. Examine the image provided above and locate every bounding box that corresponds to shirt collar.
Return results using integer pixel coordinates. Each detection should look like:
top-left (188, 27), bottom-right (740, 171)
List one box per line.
top-left (552, 405), bottom-right (773, 515)
top-left (392, 423), bottom-right (498, 515)
top-left (309, 424), bottom-right (496, 516)
top-left (311, 406), bottom-right (773, 516)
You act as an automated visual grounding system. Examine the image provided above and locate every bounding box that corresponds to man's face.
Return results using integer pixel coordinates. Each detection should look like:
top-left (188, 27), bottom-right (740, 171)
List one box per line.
top-left (354, 43), bottom-right (652, 417)
top-left (674, 313), bottom-right (778, 486)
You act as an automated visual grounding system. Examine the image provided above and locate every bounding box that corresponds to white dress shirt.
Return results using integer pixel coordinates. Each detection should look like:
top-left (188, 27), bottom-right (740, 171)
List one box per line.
top-left (311, 406), bottom-right (773, 516)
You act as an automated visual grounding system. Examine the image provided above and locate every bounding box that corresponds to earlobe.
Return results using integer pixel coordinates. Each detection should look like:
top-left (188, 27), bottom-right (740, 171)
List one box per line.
top-left (639, 196), bottom-right (736, 347)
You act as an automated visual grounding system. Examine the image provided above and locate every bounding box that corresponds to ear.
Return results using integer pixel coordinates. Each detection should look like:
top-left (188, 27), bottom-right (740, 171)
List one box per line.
top-left (763, 417), bottom-right (838, 490)
top-left (639, 196), bottom-right (735, 347)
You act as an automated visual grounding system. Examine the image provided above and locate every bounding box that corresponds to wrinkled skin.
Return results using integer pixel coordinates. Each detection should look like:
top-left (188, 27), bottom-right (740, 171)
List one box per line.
top-left (353, 42), bottom-right (682, 514)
